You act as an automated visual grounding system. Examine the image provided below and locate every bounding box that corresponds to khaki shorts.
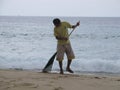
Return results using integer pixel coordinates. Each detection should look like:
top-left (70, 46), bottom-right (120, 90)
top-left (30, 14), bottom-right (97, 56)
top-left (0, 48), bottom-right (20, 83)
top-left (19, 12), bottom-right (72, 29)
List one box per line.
top-left (56, 43), bottom-right (75, 61)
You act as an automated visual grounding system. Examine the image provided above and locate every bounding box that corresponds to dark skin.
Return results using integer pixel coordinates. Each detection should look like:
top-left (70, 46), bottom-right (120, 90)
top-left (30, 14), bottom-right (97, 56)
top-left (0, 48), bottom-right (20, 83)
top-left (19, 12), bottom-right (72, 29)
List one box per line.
top-left (55, 21), bottom-right (80, 74)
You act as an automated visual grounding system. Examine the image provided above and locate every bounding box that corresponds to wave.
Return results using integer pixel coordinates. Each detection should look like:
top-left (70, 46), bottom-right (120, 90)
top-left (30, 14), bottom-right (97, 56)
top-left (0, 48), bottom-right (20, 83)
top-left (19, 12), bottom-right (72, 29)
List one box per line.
top-left (71, 34), bottom-right (120, 40)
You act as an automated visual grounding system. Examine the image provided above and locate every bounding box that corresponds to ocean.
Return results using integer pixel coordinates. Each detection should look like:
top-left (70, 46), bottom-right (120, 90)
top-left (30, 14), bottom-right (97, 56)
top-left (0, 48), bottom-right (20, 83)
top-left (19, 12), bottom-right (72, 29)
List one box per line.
top-left (0, 16), bottom-right (120, 74)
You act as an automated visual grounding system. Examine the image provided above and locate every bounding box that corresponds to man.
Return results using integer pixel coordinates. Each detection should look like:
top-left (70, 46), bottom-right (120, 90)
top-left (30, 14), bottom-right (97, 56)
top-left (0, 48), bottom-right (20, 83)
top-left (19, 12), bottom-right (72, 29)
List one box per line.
top-left (53, 18), bottom-right (80, 74)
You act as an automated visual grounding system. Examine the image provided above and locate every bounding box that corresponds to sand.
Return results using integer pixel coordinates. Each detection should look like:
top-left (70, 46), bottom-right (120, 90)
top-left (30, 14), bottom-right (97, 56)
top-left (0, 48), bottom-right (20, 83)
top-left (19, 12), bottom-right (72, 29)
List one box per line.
top-left (0, 69), bottom-right (120, 90)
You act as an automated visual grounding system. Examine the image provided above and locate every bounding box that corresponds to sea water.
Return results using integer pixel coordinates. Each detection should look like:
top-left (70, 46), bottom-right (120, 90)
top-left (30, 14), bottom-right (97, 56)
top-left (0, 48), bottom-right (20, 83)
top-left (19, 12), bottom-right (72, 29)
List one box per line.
top-left (0, 16), bottom-right (120, 74)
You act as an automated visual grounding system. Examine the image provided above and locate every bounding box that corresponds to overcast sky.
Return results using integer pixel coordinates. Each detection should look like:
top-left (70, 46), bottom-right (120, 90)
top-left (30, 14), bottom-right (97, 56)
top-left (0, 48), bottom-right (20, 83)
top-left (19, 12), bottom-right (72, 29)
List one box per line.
top-left (0, 0), bottom-right (120, 17)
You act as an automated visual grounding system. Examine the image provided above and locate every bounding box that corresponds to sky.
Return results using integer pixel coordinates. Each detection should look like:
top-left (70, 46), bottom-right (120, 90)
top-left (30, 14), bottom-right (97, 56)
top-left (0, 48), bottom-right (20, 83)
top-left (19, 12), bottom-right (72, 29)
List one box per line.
top-left (0, 0), bottom-right (120, 17)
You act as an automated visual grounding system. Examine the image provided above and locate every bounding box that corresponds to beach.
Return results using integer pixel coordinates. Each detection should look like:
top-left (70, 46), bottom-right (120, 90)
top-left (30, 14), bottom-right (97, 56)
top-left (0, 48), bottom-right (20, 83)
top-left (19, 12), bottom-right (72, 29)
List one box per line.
top-left (0, 69), bottom-right (120, 90)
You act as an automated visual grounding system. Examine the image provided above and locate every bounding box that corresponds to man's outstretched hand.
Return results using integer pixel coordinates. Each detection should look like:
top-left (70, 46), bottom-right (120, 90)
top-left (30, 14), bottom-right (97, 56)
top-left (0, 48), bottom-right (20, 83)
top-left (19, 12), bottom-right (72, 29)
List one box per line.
top-left (72, 21), bottom-right (80, 29)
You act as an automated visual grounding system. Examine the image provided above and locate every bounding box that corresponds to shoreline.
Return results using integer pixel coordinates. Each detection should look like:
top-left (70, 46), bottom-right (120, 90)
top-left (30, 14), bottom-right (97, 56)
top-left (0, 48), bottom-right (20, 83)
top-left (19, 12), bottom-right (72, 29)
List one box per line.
top-left (2, 68), bottom-right (120, 77)
top-left (0, 69), bottom-right (120, 90)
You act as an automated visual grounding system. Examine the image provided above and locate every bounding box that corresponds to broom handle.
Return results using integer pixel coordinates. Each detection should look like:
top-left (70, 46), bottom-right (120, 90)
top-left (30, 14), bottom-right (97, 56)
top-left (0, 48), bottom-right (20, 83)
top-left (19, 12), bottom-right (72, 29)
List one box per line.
top-left (69, 28), bottom-right (75, 37)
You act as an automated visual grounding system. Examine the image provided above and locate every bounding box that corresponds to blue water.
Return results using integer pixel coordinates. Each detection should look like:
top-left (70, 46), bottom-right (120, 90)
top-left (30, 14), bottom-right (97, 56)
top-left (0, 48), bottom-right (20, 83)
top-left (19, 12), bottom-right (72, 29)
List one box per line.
top-left (0, 16), bottom-right (120, 74)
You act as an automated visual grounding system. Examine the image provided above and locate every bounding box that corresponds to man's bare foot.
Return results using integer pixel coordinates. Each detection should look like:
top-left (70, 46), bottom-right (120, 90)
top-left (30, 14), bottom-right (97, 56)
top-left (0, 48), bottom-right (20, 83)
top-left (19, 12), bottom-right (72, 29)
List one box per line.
top-left (60, 69), bottom-right (64, 74)
top-left (66, 68), bottom-right (74, 73)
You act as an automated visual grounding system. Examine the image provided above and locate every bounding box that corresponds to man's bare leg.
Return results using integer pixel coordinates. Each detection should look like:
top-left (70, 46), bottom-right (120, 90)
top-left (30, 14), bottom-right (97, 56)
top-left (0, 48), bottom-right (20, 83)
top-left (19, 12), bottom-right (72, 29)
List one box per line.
top-left (59, 61), bottom-right (64, 74)
top-left (66, 59), bottom-right (74, 73)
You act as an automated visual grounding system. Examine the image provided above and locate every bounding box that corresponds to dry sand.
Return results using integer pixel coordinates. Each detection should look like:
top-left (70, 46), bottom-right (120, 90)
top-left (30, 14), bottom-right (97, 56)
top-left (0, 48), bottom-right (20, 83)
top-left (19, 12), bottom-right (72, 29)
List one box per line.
top-left (0, 69), bottom-right (120, 90)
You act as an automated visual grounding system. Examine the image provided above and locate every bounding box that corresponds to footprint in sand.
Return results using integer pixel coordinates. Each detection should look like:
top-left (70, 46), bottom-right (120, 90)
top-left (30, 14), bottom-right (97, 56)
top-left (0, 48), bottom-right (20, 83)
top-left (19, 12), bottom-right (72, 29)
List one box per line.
top-left (116, 79), bottom-right (120, 81)
top-left (54, 87), bottom-right (64, 90)
top-left (14, 82), bottom-right (38, 88)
